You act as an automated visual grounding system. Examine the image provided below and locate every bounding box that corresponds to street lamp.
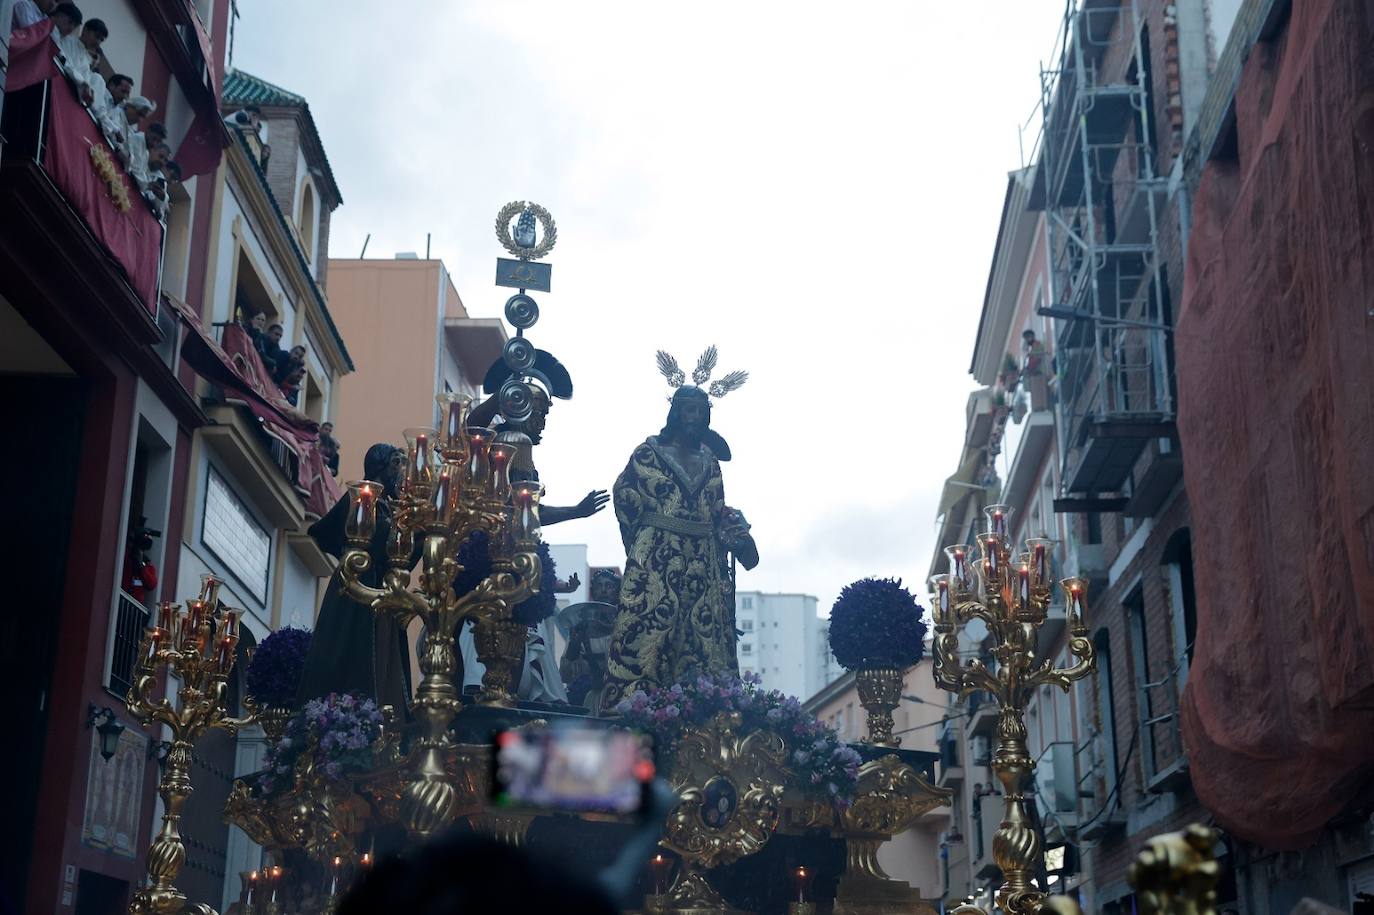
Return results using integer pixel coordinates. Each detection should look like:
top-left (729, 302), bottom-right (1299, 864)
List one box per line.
top-left (86, 704), bottom-right (125, 761)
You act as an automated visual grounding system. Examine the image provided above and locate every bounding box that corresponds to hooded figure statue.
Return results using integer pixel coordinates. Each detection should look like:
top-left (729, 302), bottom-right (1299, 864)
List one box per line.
top-left (295, 443), bottom-right (414, 714)
top-left (602, 372), bottom-right (758, 713)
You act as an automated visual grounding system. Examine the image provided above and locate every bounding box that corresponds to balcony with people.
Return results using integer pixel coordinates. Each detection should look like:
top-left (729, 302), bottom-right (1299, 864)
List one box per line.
top-left (1, 1), bottom-right (223, 344)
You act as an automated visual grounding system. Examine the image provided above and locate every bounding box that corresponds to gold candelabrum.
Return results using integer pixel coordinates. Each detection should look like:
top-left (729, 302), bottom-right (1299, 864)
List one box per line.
top-left (125, 574), bottom-right (254, 915)
top-left (337, 392), bottom-right (542, 839)
top-left (930, 503), bottom-right (1095, 915)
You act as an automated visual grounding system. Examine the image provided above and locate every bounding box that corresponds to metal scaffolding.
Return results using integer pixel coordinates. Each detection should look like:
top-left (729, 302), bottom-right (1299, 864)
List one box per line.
top-left (1032, 0), bottom-right (1176, 501)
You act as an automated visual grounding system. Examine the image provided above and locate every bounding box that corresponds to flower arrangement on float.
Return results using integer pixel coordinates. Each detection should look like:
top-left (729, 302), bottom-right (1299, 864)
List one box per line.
top-left (246, 626), bottom-right (313, 707)
top-left (615, 671), bottom-right (863, 803)
top-left (258, 692), bottom-right (384, 794)
top-left (828, 577), bottom-right (927, 672)
top-left (828, 577), bottom-right (927, 748)
top-left (244, 626), bottom-right (312, 742)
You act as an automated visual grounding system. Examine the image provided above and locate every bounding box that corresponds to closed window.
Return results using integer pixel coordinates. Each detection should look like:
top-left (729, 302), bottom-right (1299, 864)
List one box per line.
top-left (202, 466), bottom-right (270, 602)
top-left (741, 620), bottom-right (753, 631)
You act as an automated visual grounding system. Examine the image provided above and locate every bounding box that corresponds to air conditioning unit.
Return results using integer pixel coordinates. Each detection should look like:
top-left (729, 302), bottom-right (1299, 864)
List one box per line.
top-left (971, 735), bottom-right (991, 766)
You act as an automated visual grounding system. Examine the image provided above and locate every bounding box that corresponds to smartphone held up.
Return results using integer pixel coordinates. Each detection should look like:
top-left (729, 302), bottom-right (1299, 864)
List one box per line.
top-left (492, 724), bottom-right (655, 816)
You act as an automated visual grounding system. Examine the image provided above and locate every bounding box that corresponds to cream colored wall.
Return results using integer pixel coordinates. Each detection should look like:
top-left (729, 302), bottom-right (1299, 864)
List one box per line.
top-left (327, 260), bottom-right (444, 480)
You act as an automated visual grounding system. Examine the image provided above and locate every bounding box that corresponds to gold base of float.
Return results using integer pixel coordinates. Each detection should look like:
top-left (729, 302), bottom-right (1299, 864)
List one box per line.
top-left (225, 706), bottom-right (951, 915)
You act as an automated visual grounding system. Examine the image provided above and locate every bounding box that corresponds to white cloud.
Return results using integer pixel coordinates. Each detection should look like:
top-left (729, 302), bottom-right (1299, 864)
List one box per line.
top-left (233, 0), bottom-right (1064, 614)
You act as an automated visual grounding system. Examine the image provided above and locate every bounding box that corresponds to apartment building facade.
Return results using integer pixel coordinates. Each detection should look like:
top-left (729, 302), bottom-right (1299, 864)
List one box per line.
top-left (734, 590), bottom-right (835, 699)
top-left (0, 1), bottom-right (236, 910)
top-left (927, 1), bottom-right (1254, 909)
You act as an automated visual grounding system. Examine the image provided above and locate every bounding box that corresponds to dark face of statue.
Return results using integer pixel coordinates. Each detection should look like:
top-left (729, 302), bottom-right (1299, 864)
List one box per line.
top-left (675, 398), bottom-right (708, 442)
top-left (525, 390), bottom-right (550, 444)
top-left (364, 443), bottom-right (406, 500)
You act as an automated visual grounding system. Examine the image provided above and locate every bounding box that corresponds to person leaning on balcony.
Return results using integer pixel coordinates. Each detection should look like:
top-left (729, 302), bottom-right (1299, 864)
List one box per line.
top-left (92, 72), bottom-right (132, 122)
top-left (259, 322), bottom-right (286, 375)
top-left (280, 364), bottom-right (305, 407)
top-left (48, 1), bottom-right (79, 38)
top-left (112, 95), bottom-right (156, 167)
top-left (319, 422), bottom-right (341, 476)
top-left (130, 122), bottom-right (166, 186)
top-left (57, 15), bottom-right (105, 106)
top-left (11, 0), bottom-right (56, 29)
top-left (141, 142), bottom-right (172, 217)
top-left (274, 344), bottom-right (306, 386)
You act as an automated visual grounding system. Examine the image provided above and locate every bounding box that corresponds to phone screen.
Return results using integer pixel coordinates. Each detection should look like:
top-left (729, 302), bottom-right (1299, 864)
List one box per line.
top-left (492, 725), bottom-right (654, 815)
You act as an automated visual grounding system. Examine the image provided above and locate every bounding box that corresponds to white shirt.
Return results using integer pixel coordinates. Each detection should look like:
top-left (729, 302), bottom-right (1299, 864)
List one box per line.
top-left (12, 0), bottom-right (45, 28)
top-left (55, 32), bottom-right (99, 101)
top-left (126, 128), bottom-right (150, 183)
top-left (90, 81), bottom-right (115, 118)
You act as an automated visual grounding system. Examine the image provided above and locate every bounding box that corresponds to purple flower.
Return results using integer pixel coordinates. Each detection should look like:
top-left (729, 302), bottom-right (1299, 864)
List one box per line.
top-left (245, 627), bottom-right (313, 707)
top-left (829, 577), bottom-right (928, 671)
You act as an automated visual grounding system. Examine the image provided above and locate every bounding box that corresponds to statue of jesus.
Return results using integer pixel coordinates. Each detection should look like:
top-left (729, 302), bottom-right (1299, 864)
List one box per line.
top-left (602, 380), bottom-right (757, 710)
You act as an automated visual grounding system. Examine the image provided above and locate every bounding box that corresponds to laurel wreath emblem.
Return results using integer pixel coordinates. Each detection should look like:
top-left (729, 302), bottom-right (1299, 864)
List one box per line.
top-left (494, 200), bottom-right (557, 261)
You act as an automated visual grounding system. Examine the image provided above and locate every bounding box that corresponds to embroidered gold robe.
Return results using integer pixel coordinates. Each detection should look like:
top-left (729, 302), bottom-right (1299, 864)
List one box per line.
top-left (603, 437), bottom-right (738, 709)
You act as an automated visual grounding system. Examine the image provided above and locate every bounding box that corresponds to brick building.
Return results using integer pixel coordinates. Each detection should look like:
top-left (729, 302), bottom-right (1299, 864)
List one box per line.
top-left (1177, 0), bottom-right (1374, 909)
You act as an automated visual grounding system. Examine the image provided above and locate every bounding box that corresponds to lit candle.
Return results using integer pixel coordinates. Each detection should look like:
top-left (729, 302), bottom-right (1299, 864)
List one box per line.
top-left (157, 601), bottom-right (176, 632)
top-left (986, 536), bottom-right (1001, 578)
top-left (1017, 563), bottom-right (1031, 609)
top-left (945, 541), bottom-right (978, 590)
top-left (183, 600), bottom-right (206, 652)
top-left (246, 870), bottom-right (257, 905)
top-left (269, 865), bottom-right (281, 903)
top-left (437, 391), bottom-right (472, 455)
top-left (466, 426), bottom-right (494, 486)
top-left (488, 443), bottom-right (515, 501)
top-left (1063, 578), bottom-right (1088, 627)
top-left (652, 853), bottom-right (668, 895)
top-left (215, 637), bottom-right (234, 669)
top-left (794, 865), bottom-right (810, 904)
top-left (330, 856), bottom-right (341, 896)
top-left (346, 481), bottom-right (379, 543)
top-left (144, 629), bottom-right (164, 665)
top-left (931, 575), bottom-right (951, 622)
top-left (430, 469), bottom-right (452, 522)
top-left (511, 481), bottom-right (542, 544)
top-left (199, 573), bottom-right (223, 609)
top-left (984, 503), bottom-right (1013, 544)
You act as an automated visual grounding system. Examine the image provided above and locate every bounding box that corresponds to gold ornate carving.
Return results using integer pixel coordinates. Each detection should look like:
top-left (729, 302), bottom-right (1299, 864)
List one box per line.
top-left (855, 667), bottom-right (904, 747)
top-left (335, 423), bottom-right (541, 838)
top-left (1129, 824), bottom-right (1222, 915)
top-left (126, 579), bottom-right (254, 915)
top-left (833, 754), bottom-right (950, 915)
top-left (660, 712), bottom-right (787, 913)
top-left (931, 514), bottom-right (1096, 915)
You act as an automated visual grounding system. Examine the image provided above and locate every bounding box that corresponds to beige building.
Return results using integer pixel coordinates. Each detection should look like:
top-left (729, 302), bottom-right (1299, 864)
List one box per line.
top-left (803, 659), bottom-right (949, 905)
top-left (326, 257), bottom-right (507, 481)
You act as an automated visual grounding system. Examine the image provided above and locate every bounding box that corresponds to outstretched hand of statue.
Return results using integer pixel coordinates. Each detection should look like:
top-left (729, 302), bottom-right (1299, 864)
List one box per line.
top-left (576, 489), bottom-right (610, 519)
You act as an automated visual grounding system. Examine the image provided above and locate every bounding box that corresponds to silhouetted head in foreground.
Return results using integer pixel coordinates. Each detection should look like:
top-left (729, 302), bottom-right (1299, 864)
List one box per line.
top-left (338, 832), bottom-right (616, 915)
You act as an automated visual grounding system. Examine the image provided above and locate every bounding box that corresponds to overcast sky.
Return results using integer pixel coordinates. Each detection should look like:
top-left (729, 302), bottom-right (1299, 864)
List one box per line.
top-left (233, 1), bottom-right (1065, 616)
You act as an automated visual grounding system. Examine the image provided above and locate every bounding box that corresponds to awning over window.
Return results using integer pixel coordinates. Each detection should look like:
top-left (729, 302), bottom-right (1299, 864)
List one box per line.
top-left (169, 295), bottom-right (341, 517)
